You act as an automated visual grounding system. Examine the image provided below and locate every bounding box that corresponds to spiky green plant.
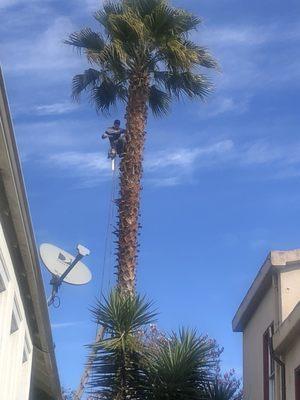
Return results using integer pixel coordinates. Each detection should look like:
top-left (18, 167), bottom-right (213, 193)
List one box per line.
top-left (89, 290), bottom-right (156, 400)
top-left (147, 329), bottom-right (219, 400)
top-left (206, 371), bottom-right (243, 400)
top-left (89, 291), bottom-right (222, 400)
top-left (66, 0), bottom-right (217, 294)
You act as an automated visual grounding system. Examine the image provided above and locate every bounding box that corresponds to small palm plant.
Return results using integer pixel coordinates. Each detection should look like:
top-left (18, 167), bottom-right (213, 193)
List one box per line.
top-left (89, 290), bottom-right (221, 400)
top-left (147, 329), bottom-right (219, 400)
top-left (206, 371), bottom-right (243, 400)
top-left (89, 290), bottom-right (156, 400)
top-left (66, 0), bottom-right (218, 294)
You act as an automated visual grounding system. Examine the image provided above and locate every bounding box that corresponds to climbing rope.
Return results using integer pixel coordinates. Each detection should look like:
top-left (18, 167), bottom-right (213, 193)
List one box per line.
top-left (75, 162), bottom-right (118, 400)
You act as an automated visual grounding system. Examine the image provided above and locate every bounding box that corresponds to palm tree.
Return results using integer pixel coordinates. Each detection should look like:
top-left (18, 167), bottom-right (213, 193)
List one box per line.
top-left (66, 0), bottom-right (217, 294)
top-left (89, 290), bottom-right (220, 400)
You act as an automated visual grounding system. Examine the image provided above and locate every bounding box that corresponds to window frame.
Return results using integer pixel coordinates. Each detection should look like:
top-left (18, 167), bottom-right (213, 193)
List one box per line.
top-left (10, 296), bottom-right (22, 334)
top-left (263, 324), bottom-right (275, 400)
top-left (0, 252), bottom-right (9, 292)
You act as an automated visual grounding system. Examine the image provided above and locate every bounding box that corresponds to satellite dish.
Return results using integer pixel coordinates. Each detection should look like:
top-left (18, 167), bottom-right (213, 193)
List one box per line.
top-left (40, 243), bottom-right (92, 285)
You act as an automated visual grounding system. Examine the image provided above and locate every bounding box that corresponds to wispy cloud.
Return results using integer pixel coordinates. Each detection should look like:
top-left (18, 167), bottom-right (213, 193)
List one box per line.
top-left (46, 151), bottom-right (111, 187)
top-left (197, 96), bottom-right (250, 118)
top-left (196, 22), bottom-right (300, 94)
top-left (1, 17), bottom-right (83, 75)
top-left (146, 140), bottom-right (234, 171)
top-left (30, 138), bottom-right (300, 188)
top-left (34, 102), bottom-right (78, 116)
top-left (49, 151), bottom-right (110, 173)
top-left (51, 321), bottom-right (84, 329)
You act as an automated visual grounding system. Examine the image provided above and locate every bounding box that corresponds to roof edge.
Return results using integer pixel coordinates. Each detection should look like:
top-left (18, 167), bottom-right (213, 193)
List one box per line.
top-left (0, 66), bottom-right (61, 399)
top-left (233, 249), bottom-right (300, 333)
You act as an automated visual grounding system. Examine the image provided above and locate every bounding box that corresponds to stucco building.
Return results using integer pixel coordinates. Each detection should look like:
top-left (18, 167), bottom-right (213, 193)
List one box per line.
top-left (233, 249), bottom-right (300, 400)
top-left (0, 68), bottom-right (61, 399)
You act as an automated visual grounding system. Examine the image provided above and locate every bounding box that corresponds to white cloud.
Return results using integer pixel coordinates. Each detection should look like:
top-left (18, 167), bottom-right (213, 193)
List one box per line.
top-left (147, 177), bottom-right (181, 188)
top-left (49, 151), bottom-right (109, 173)
top-left (146, 140), bottom-right (234, 171)
top-left (34, 102), bottom-right (78, 116)
top-left (199, 96), bottom-right (250, 118)
top-left (195, 22), bottom-right (300, 93)
top-left (51, 321), bottom-right (84, 329)
top-left (201, 22), bottom-right (300, 48)
top-left (1, 17), bottom-right (83, 74)
top-left (241, 142), bottom-right (283, 165)
top-left (201, 26), bottom-right (269, 47)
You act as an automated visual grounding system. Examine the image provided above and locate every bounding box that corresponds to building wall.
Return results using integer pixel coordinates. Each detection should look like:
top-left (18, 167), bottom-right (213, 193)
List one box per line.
top-left (0, 220), bottom-right (33, 400)
top-left (284, 339), bottom-right (300, 400)
top-left (243, 285), bottom-right (276, 400)
top-left (279, 264), bottom-right (300, 322)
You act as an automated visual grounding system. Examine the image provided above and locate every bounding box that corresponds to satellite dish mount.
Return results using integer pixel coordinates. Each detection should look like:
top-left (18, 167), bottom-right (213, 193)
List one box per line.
top-left (40, 243), bottom-right (91, 307)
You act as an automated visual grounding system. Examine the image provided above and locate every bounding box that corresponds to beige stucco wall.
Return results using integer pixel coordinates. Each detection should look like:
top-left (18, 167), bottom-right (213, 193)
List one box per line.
top-left (279, 264), bottom-right (300, 322)
top-left (283, 339), bottom-right (300, 400)
top-left (0, 220), bottom-right (33, 400)
top-left (243, 285), bottom-right (276, 400)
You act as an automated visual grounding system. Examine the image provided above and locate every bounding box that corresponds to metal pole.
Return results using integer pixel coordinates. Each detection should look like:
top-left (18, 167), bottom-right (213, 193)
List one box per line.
top-left (47, 253), bottom-right (84, 307)
top-left (58, 253), bottom-right (84, 285)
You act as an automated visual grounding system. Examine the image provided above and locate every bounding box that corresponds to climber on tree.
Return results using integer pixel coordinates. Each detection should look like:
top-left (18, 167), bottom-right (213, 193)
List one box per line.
top-left (102, 119), bottom-right (126, 159)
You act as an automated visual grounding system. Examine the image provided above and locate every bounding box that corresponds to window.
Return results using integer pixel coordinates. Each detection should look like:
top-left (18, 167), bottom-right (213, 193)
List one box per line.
top-left (10, 296), bottom-right (22, 334)
top-left (295, 367), bottom-right (300, 400)
top-left (22, 333), bottom-right (31, 363)
top-left (263, 324), bottom-right (275, 400)
top-left (0, 255), bottom-right (9, 292)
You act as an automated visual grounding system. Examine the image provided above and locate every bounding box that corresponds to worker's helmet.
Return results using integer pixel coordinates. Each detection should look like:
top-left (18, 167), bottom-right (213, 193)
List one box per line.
top-left (114, 119), bottom-right (121, 126)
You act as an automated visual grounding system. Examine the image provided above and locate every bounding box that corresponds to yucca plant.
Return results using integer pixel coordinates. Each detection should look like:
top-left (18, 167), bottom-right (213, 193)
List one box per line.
top-left (89, 290), bottom-right (156, 400)
top-left (66, 0), bottom-right (217, 294)
top-left (146, 329), bottom-right (220, 400)
top-left (206, 371), bottom-right (243, 400)
top-left (89, 291), bottom-right (222, 400)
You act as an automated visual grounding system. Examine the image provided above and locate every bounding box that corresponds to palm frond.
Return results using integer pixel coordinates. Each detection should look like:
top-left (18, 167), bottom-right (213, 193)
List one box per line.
top-left (183, 40), bottom-right (219, 69)
top-left (91, 290), bottom-right (157, 334)
top-left (146, 329), bottom-right (219, 400)
top-left (108, 11), bottom-right (146, 44)
top-left (125, 0), bottom-right (162, 18)
top-left (65, 27), bottom-right (104, 52)
top-left (157, 38), bottom-right (203, 70)
top-left (172, 9), bottom-right (201, 34)
top-left (206, 375), bottom-right (243, 400)
top-left (89, 290), bottom-right (156, 399)
top-left (156, 71), bottom-right (212, 99)
top-left (71, 68), bottom-right (101, 100)
top-left (148, 85), bottom-right (171, 116)
top-left (68, 0), bottom-right (217, 116)
top-left (94, 1), bottom-right (124, 31)
top-left (91, 80), bottom-right (128, 112)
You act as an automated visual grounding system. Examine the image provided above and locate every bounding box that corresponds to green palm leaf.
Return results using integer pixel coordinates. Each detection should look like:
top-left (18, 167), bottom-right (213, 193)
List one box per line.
top-left (146, 329), bottom-right (219, 400)
top-left (65, 27), bottom-right (104, 52)
top-left (148, 85), bottom-right (171, 116)
top-left (67, 0), bottom-right (217, 115)
top-left (89, 291), bottom-right (156, 399)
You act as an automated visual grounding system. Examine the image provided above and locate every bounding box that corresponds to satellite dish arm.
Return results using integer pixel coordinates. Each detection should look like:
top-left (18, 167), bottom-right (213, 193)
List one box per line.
top-left (57, 253), bottom-right (84, 286)
top-left (47, 247), bottom-right (89, 307)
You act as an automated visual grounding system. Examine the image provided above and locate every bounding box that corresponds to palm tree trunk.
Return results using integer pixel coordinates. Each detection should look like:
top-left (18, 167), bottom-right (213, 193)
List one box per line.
top-left (116, 74), bottom-right (149, 294)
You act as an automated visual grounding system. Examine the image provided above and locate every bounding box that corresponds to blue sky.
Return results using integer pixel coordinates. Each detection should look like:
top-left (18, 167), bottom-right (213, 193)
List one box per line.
top-left (1, 0), bottom-right (300, 394)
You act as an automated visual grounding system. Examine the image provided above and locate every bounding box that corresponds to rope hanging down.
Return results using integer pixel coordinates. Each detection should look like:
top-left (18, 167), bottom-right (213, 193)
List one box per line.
top-left (74, 163), bottom-right (118, 400)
